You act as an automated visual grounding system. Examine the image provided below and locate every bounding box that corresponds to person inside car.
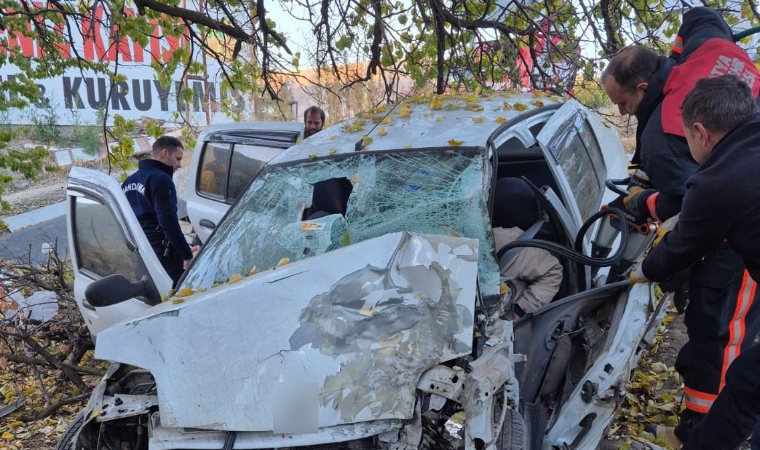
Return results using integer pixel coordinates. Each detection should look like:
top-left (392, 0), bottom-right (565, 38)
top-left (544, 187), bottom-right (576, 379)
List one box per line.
top-left (199, 146), bottom-right (228, 195)
top-left (492, 177), bottom-right (563, 319)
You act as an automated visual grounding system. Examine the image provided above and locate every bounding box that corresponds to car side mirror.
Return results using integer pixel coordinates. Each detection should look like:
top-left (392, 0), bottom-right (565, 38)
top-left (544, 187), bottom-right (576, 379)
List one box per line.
top-left (85, 274), bottom-right (162, 307)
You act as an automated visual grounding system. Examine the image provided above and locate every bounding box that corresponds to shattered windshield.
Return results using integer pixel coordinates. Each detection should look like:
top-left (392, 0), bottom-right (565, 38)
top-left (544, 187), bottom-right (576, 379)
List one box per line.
top-left (182, 148), bottom-right (499, 294)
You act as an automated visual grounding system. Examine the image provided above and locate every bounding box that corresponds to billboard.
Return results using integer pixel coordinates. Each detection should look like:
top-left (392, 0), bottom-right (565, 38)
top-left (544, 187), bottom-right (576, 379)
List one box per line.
top-left (0, 2), bottom-right (246, 126)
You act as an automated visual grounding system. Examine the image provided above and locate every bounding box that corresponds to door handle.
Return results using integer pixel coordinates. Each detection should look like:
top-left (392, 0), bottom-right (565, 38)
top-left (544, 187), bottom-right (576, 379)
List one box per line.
top-left (199, 219), bottom-right (216, 229)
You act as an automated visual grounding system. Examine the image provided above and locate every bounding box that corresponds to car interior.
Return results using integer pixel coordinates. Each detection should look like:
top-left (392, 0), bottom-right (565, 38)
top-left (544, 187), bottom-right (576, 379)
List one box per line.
top-left (492, 117), bottom-right (586, 303)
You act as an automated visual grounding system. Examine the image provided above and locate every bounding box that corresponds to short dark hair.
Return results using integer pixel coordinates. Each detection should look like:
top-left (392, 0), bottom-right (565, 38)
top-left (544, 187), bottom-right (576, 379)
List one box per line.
top-left (304, 106), bottom-right (325, 122)
top-left (602, 45), bottom-right (659, 93)
top-left (153, 135), bottom-right (184, 156)
top-left (681, 75), bottom-right (758, 134)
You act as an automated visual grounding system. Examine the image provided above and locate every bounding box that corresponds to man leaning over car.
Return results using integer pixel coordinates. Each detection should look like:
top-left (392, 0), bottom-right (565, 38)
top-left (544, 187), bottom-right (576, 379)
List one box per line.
top-left (630, 75), bottom-right (760, 450)
top-left (603, 8), bottom-right (760, 446)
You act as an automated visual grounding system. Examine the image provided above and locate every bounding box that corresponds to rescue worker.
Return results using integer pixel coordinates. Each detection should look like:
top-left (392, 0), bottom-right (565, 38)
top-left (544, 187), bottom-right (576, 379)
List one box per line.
top-left (630, 74), bottom-right (760, 449)
top-left (304, 106), bottom-right (325, 137)
top-left (492, 178), bottom-right (563, 318)
top-left (122, 136), bottom-right (194, 288)
top-left (602, 7), bottom-right (760, 446)
top-left (683, 345), bottom-right (760, 450)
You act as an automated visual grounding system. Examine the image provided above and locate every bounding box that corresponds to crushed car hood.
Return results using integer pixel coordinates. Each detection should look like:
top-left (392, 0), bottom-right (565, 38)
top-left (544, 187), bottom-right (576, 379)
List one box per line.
top-left (95, 232), bottom-right (479, 432)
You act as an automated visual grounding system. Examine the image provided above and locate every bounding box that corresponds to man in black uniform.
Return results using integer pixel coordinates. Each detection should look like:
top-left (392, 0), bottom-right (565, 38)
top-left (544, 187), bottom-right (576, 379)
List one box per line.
top-left (631, 75), bottom-right (760, 449)
top-left (122, 136), bottom-right (194, 287)
top-left (603, 8), bottom-right (760, 446)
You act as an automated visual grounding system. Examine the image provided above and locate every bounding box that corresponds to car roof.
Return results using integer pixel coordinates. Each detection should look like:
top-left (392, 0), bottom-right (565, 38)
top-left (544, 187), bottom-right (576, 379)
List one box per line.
top-left (269, 91), bottom-right (566, 165)
top-left (200, 121), bottom-right (305, 138)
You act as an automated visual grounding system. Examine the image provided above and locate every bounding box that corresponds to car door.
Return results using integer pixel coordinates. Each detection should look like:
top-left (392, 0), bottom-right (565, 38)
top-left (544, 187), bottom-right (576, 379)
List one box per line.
top-left (66, 167), bottom-right (172, 337)
top-left (536, 100), bottom-right (609, 237)
top-left (186, 123), bottom-right (304, 243)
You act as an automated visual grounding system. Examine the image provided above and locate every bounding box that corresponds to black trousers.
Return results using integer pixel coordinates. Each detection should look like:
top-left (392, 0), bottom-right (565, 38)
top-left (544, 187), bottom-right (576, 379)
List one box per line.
top-left (675, 245), bottom-right (760, 442)
top-left (153, 245), bottom-right (184, 288)
top-left (682, 343), bottom-right (760, 450)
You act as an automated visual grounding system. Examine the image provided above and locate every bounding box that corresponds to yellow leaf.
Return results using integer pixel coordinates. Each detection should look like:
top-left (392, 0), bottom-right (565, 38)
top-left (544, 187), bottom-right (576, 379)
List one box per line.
top-left (448, 139), bottom-right (464, 146)
top-left (172, 298), bottom-right (185, 305)
top-left (531, 100), bottom-right (544, 107)
top-left (502, 102), bottom-right (512, 110)
top-left (464, 102), bottom-right (484, 112)
top-left (176, 287), bottom-right (194, 298)
top-left (399, 105), bottom-right (412, 118)
top-left (381, 114), bottom-right (393, 124)
top-left (472, 116), bottom-right (485, 123)
top-left (550, 96), bottom-right (560, 102)
top-left (2, 431), bottom-right (14, 440)
top-left (160, 295), bottom-right (168, 302)
top-left (329, 148), bottom-right (337, 154)
top-left (10, 421), bottom-right (23, 428)
top-left (330, 135), bottom-right (338, 140)
top-left (495, 116), bottom-right (507, 124)
top-left (228, 273), bottom-right (243, 283)
top-left (276, 258), bottom-right (290, 267)
top-left (378, 127), bottom-right (387, 136)
top-left (248, 266), bottom-right (258, 275)
top-left (463, 92), bottom-right (479, 102)
top-left (89, 408), bottom-right (102, 420)
top-left (308, 153), bottom-right (318, 160)
top-left (362, 136), bottom-right (373, 146)
top-left (429, 98), bottom-right (445, 110)
top-left (436, 116), bottom-right (444, 122)
top-left (513, 102), bottom-right (528, 111)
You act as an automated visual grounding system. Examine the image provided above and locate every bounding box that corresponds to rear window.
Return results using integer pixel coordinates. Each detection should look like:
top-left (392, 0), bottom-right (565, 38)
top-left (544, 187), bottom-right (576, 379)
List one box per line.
top-left (196, 133), bottom-right (298, 203)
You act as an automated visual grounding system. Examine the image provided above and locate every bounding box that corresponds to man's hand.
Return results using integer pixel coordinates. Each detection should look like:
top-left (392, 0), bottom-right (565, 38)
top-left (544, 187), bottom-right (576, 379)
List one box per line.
top-left (653, 214), bottom-right (680, 247)
top-left (183, 246), bottom-right (198, 269)
top-left (629, 262), bottom-right (650, 284)
top-left (623, 186), bottom-right (645, 211)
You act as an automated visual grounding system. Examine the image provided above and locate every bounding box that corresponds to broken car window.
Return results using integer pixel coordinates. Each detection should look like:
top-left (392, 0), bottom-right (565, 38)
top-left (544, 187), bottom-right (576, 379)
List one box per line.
top-left (182, 148), bottom-right (499, 294)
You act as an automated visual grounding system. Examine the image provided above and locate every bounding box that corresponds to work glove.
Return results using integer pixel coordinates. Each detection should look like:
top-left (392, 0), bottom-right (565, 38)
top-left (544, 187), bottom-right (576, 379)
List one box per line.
top-left (653, 214), bottom-right (680, 248)
top-left (622, 186), bottom-right (655, 222)
top-left (629, 261), bottom-right (650, 284)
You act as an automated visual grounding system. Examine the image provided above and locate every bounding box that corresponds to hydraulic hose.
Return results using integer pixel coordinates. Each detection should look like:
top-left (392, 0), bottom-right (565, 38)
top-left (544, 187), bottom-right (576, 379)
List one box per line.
top-left (495, 207), bottom-right (629, 267)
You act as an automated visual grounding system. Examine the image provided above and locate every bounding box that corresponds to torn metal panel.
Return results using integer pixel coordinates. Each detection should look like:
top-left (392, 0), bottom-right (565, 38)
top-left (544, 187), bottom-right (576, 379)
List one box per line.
top-left (96, 232), bottom-right (479, 432)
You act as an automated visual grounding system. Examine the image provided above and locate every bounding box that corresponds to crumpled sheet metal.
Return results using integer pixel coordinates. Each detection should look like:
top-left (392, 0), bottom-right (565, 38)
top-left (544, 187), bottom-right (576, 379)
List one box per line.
top-left (95, 232), bottom-right (479, 433)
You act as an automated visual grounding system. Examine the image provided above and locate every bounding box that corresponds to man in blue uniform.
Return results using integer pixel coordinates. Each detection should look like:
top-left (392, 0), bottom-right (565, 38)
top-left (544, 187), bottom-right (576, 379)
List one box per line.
top-left (122, 136), bottom-right (194, 287)
top-left (631, 74), bottom-right (760, 449)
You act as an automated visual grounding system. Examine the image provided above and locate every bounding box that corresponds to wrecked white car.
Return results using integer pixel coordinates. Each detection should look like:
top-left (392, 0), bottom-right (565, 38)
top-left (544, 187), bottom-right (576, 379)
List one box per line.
top-left (59, 92), bottom-right (667, 450)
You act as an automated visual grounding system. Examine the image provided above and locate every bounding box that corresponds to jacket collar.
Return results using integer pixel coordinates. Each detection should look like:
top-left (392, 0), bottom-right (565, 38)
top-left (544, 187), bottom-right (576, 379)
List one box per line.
top-left (138, 158), bottom-right (174, 177)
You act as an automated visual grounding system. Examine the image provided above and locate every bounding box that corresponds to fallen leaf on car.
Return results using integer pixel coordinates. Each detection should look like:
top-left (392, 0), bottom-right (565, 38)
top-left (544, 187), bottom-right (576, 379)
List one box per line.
top-left (495, 116), bottom-right (508, 124)
top-left (228, 273), bottom-right (243, 283)
top-left (472, 117), bottom-right (485, 123)
top-left (378, 127), bottom-right (387, 136)
top-left (276, 258), bottom-right (290, 267)
top-left (175, 287), bottom-right (194, 297)
top-left (447, 139), bottom-right (464, 146)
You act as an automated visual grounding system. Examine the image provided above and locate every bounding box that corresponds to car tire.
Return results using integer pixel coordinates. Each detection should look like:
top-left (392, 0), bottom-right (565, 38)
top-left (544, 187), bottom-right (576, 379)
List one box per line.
top-left (55, 411), bottom-right (85, 450)
top-left (497, 409), bottom-right (528, 450)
